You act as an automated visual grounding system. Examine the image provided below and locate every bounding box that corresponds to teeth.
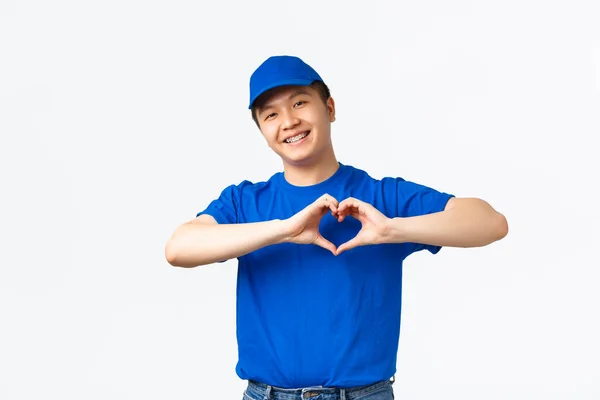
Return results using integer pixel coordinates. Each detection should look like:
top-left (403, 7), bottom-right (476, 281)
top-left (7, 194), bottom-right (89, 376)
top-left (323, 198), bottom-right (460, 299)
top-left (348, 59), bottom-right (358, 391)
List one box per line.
top-left (285, 132), bottom-right (308, 143)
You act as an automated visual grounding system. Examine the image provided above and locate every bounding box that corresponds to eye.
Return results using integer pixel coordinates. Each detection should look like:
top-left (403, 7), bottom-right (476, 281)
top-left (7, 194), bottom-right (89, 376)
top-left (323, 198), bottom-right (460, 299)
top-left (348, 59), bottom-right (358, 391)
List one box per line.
top-left (265, 112), bottom-right (277, 121)
top-left (294, 101), bottom-right (306, 107)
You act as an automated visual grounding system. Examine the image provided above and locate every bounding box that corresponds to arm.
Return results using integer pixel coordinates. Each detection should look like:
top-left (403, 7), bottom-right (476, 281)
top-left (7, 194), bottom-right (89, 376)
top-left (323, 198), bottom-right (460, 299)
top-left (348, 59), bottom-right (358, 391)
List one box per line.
top-left (383, 197), bottom-right (508, 248)
top-left (334, 197), bottom-right (508, 254)
top-left (165, 193), bottom-right (340, 268)
top-left (165, 215), bottom-right (288, 268)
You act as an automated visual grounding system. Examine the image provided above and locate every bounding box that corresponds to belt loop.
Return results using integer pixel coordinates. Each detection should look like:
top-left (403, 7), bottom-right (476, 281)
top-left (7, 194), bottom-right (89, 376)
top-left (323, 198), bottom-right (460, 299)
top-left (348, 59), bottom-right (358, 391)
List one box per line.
top-left (340, 388), bottom-right (346, 400)
top-left (264, 384), bottom-right (272, 400)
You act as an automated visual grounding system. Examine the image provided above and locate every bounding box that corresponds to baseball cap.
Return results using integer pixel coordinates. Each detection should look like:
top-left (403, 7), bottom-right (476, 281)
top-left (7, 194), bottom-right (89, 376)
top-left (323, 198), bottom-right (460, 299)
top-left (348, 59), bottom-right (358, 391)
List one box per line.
top-left (248, 55), bottom-right (324, 109)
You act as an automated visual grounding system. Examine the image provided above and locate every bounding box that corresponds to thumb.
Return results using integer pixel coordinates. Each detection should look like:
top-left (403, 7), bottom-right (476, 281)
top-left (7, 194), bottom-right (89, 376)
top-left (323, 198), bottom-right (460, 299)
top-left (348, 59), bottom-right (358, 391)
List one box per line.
top-left (335, 236), bottom-right (363, 256)
top-left (313, 236), bottom-right (337, 256)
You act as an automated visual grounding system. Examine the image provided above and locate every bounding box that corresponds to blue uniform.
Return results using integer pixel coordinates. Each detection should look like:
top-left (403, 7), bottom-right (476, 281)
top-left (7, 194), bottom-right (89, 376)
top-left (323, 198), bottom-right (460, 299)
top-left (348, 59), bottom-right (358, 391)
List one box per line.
top-left (197, 163), bottom-right (454, 389)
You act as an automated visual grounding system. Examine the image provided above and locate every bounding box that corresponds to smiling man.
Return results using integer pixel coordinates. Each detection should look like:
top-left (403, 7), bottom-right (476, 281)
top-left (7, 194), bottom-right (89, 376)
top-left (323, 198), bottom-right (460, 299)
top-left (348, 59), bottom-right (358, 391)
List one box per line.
top-left (165, 55), bottom-right (508, 400)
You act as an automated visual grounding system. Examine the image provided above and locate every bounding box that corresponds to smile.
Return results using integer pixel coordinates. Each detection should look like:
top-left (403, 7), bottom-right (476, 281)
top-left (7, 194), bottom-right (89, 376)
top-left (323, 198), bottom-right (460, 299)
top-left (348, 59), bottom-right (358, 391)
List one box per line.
top-left (284, 131), bottom-right (310, 144)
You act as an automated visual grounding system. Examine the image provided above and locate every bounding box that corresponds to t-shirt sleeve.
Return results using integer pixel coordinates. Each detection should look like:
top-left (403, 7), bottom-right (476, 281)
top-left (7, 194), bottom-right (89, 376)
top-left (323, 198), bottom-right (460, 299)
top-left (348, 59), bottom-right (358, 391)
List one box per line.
top-left (394, 178), bottom-right (455, 255)
top-left (195, 184), bottom-right (241, 225)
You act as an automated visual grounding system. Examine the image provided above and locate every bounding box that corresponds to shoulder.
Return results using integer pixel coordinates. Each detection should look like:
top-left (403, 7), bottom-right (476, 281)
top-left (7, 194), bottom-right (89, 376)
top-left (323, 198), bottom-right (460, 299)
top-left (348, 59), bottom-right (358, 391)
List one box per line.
top-left (342, 164), bottom-right (406, 190)
top-left (340, 163), bottom-right (377, 183)
top-left (344, 164), bottom-right (446, 197)
top-left (342, 163), bottom-right (405, 182)
top-left (219, 172), bottom-right (280, 198)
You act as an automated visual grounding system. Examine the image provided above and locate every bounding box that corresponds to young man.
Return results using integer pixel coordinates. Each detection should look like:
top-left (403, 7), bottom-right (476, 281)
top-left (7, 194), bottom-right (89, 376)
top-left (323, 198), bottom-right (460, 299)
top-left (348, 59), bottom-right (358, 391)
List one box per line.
top-left (165, 55), bottom-right (508, 400)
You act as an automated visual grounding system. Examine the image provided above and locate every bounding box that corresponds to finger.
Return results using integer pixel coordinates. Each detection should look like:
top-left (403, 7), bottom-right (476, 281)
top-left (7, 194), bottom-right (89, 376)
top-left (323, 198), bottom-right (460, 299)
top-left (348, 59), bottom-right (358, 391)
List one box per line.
top-left (312, 199), bottom-right (335, 216)
top-left (319, 196), bottom-right (338, 215)
top-left (336, 204), bottom-right (349, 216)
top-left (321, 194), bottom-right (339, 208)
top-left (337, 205), bottom-right (359, 222)
top-left (313, 236), bottom-right (337, 255)
top-left (348, 208), bottom-right (366, 221)
top-left (323, 196), bottom-right (338, 214)
top-left (329, 202), bottom-right (338, 215)
top-left (336, 236), bottom-right (363, 255)
top-left (337, 197), bottom-right (361, 214)
top-left (343, 200), bottom-right (371, 220)
top-left (338, 197), bottom-right (360, 206)
top-left (337, 207), bottom-right (362, 223)
top-left (326, 203), bottom-right (338, 216)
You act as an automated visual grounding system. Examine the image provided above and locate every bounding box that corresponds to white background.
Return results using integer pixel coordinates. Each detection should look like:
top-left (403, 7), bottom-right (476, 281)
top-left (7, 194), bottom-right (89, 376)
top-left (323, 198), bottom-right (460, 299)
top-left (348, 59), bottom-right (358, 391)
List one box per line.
top-left (1, 0), bottom-right (599, 399)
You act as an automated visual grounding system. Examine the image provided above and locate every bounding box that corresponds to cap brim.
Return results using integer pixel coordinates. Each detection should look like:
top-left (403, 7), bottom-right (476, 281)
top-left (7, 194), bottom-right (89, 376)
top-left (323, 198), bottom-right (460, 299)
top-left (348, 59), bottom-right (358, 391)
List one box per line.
top-left (248, 78), bottom-right (317, 109)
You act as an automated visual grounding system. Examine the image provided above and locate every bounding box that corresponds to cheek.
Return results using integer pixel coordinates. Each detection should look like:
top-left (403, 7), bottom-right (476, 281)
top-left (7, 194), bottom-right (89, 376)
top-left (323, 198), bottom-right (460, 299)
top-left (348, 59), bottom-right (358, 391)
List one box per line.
top-left (306, 107), bottom-right (329, 125)
top-left (266, 133), bottom-right (280, 147)
top-left (308, 114), bottom-right (329, 133)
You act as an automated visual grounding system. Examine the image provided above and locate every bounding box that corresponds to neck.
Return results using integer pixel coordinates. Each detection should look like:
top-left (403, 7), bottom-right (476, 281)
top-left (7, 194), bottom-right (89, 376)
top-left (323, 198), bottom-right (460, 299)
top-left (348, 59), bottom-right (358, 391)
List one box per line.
top-left (282, 151), bottom-right (340, 187)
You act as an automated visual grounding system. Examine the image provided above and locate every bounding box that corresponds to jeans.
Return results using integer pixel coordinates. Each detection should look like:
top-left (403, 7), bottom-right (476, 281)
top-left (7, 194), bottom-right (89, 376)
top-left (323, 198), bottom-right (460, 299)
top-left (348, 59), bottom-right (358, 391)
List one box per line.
top-left (242, 377), bottom-right (395, 400)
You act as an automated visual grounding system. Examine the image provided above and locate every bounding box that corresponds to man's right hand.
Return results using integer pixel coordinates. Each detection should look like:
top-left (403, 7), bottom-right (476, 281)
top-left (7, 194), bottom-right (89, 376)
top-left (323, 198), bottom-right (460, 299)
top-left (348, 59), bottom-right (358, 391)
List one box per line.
top-left (282, 193), bottom-right (339, 255)
top-left (166, 193), bottom-right (341, 268)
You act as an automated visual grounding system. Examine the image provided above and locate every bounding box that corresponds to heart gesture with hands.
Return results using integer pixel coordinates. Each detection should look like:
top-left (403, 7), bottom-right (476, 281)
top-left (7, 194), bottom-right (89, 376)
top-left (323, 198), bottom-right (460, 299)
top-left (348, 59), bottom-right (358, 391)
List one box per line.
top-left (283, 194), bottom-right (390, 256)
top-left (334, 197), bottom-right (389, 255)
top-left (283, 193), bottom-right (340, 255)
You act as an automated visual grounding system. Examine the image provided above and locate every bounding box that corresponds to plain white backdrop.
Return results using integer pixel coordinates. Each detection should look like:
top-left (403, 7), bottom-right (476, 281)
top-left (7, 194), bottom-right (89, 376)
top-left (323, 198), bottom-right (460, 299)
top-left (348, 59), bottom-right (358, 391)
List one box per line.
top-left (1, 0), bottom-right (599, 399)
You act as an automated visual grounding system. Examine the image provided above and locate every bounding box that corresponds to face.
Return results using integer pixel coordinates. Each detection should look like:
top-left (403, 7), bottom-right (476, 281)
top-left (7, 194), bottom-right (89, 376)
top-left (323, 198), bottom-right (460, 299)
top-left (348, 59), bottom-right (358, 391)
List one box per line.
top-left (255, 85), bottom-right (336, 167)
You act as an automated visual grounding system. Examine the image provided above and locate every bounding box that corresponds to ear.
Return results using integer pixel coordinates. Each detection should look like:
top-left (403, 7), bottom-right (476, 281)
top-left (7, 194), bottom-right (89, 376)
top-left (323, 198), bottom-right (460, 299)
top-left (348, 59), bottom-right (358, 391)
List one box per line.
top-left (327, 97), bottom-right (336, 122)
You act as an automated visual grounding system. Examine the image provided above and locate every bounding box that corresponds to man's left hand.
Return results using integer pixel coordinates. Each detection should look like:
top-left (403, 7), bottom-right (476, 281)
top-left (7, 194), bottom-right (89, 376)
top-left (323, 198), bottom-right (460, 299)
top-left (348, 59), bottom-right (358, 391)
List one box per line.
top-left (334, 197), bottom-right (390, 255)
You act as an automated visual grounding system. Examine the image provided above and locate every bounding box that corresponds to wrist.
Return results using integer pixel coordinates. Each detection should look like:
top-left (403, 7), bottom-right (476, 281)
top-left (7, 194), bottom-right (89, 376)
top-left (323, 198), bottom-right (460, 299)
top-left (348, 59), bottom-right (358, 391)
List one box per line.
top-left (381, 217), bottom-right (408, 244)
top-left (274, 218), bottom-right (293, 244)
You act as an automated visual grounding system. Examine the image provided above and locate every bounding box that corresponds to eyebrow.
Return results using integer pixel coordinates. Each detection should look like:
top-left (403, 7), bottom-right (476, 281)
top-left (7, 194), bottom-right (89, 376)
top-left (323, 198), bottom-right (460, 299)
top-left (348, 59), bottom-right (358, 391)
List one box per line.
top-left (259, 90), bottom-right (312, 113)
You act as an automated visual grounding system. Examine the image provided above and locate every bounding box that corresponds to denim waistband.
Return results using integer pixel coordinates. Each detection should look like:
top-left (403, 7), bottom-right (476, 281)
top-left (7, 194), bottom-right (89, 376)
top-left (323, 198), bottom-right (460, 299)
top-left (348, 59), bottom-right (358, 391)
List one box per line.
top-left (245, 375), bottom-right (394, 400)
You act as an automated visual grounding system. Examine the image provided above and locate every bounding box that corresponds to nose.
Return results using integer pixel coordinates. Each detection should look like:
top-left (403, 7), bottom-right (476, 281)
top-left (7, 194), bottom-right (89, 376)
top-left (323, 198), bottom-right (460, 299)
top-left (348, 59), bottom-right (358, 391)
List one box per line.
top-left (281, 109), bottom-right (300, 130)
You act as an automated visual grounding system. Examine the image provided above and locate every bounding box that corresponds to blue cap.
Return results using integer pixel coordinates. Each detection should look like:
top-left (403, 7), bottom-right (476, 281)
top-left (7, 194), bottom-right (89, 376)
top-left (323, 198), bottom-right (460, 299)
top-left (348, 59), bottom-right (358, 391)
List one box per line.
top-left (248, 55), bottom-right (324, 109)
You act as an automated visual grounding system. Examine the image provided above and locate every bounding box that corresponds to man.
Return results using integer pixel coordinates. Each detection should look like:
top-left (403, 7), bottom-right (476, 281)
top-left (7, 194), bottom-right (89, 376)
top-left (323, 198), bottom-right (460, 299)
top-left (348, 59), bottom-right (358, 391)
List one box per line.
top-left (165, 55), bottom-right (508, 400)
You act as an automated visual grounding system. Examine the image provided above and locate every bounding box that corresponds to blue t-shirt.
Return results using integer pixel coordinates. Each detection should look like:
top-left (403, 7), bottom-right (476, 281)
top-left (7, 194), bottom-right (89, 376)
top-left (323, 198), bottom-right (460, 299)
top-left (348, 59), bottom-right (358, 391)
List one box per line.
top-left (196, 163), bottom-right (454, 388)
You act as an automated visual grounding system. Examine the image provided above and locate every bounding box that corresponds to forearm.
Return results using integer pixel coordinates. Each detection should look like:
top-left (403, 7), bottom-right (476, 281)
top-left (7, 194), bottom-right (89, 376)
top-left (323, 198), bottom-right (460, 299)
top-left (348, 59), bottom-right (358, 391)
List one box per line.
top-left (165, 219), bottom-right (287, 267)
top-left (383, 198), bottom-right (508, 248)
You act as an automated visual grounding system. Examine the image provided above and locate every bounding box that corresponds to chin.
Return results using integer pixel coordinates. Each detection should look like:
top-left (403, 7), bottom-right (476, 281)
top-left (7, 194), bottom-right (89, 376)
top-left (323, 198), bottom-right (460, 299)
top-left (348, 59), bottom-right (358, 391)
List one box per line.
top-left (276, 142), bottom-right (324, 166)
top-left (282, 155), bottom-right (309, 165)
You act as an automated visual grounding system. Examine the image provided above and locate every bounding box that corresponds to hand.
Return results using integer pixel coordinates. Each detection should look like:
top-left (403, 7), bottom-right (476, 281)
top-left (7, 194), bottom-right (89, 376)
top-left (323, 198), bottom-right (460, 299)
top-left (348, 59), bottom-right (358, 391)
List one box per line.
top-left (282, 193), bottom-right (339, 255)
top-left (334, 197), bottom-right (390, 255)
